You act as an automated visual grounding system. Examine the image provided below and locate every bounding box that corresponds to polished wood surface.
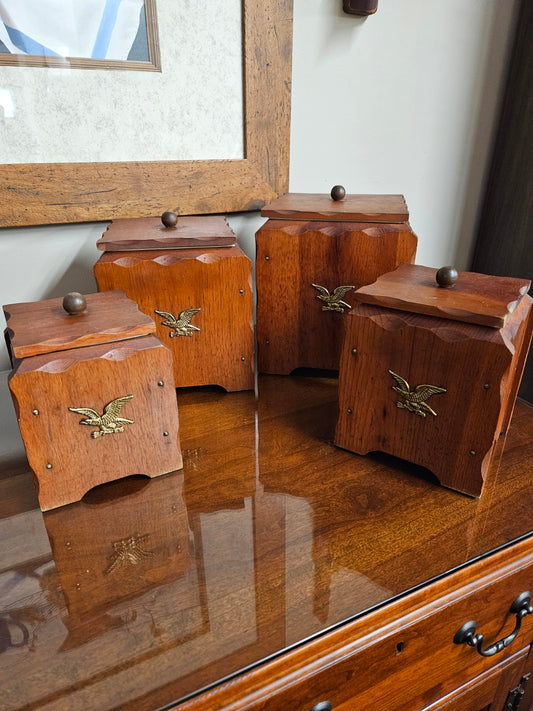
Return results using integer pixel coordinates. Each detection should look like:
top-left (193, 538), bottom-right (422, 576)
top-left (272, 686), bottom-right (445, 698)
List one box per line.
top-left (95, 246), bottom-right (254, 391)
top-left (176, 543), bottom-right (532, 710)
top-left (3, 291), bottom-right (155, 360)
top-left (97, 217), bottom-right (237, 252)
top-left (0, 372), bottom-right (532, 709)
top-left (0, 0), bottom-right (293, 227)
top-left (335, 294), bottom-right (533, 497)
top-left (355, 263), bottom-right (531, 329)
top-left (8, 335), bottom-right (182, 510)
top-left (261, 193), bottom-right (409, 223)
top-left (255, 220), bottom-right (417, 374)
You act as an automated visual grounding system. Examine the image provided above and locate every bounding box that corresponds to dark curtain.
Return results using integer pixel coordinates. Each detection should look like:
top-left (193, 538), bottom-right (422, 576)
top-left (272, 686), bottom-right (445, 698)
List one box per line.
top-left (470, 0), bottom-right (532, 403)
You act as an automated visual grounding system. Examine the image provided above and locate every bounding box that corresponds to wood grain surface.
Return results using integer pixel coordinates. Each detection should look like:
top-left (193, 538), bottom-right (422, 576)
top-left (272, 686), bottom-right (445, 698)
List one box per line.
top-left (0, 373), bottom-right (531, 709)
top-left (8, 335), bottom-right (182, 510)
top-left (255, 220), bottom-right (417, 373)
top-left (335, 295), bottom-right (533, 496)
top-left (3, 290), bottom-right (155, 359)
top-left (97, 216), bottom-right (237, 252)
top-left (261, 193), bottom-right (409, 222)
top-left (355, 263), bottom-right (531, 329)
top-left (95, 246), bottom-right (254, 391)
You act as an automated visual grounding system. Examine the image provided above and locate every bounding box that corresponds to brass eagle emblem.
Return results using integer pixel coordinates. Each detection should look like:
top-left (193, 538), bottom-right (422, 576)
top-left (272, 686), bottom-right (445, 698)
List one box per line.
top-left (389, 370), bottom-right (447, 417)
top-left (69, 395), bottom-right (134, 437)
top-left (104, 534), bottom-right (153, 575)
top-left (311, 284), bottom-right (355, 313)
top-left (154, 307), bottom-right (201, 337)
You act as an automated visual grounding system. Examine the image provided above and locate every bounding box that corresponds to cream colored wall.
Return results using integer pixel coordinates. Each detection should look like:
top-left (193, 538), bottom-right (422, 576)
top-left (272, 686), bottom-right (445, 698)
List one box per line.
top-left (0, 0), bottom-right (519, 370)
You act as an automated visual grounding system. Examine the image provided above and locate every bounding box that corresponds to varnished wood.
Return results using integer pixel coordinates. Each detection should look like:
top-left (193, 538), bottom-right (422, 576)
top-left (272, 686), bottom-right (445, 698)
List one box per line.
top-left (418, 649), bottom-right (530, 710)
top-left (255, 219), bottom-right (417, 373)
top-left (0, 373), bottom-right (532, 709)
top-left (343, 0), bottom-right (378, 16)
top-left (44, 473), bottom-right (192, 619)
top-left (330, 185), bottom-right (346, 201)
top-left (161, 211), bottom-right (179, 228)
top-left (175, 543), bottom-right (533, 710)
top-left (95, 246), bottom-right (254, 391)
top-left (435, 265), bottom-right (459, 288)
top-left (8, 335), bottom-right (182, 510)
top-left (62, 292), bottom-right (87, 315)
top-left (97, 216), bottom-right (237, 252)
top-left (261, 193), bottom-right (409, 222)
top-left (520, 645), bottom-right (533, 710)
top-left (3, 290), bottom-right (155, 359)
top-left (335, 294), bottom-right (533, 497)
top-left (355, 263), bottom-right (531, 329)
top-left (0, 0), bottom-right (292, 227)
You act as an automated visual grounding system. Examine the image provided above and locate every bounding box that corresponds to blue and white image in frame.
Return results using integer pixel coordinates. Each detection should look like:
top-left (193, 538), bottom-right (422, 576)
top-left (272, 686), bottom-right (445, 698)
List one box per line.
top-left (0, 0), bottom-right (154, 63)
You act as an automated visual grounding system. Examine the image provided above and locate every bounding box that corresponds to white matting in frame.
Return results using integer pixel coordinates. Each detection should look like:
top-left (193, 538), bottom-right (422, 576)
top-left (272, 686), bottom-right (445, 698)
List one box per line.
top-left (0, 0), bottom-right (244, 164)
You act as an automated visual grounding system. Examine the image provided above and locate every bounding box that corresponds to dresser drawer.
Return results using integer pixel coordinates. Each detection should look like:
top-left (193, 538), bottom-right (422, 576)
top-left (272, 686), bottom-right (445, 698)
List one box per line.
top-left (179, 538), bottom-right (533, 710)
top-left (420, 646), bottom-right (530, 710)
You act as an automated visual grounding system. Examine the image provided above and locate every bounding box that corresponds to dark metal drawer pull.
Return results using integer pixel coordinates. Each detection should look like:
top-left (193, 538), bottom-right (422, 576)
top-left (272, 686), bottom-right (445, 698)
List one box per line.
top-left (453, 591), bottom-right (532, 657)
top-left (310, 702), bottom-right (332, 711)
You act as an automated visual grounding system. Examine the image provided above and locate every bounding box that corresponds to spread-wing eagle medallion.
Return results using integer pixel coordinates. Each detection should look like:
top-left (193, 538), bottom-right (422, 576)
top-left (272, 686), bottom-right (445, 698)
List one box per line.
top-left (389, 370), bottom-right (447, 417)
top-left (104, 534), bottom-right (154, 575)
top-left (311, 284), bottom-right (355, 313)
top-left (69, 395), bottom-right (134, 437)
top-left (154, 307), bottom-right (201, 337)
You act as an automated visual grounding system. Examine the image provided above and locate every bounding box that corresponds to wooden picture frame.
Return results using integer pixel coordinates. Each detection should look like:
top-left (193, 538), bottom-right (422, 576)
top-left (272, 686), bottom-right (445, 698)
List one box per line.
top-left (0, 0), bottom-right (292, 227)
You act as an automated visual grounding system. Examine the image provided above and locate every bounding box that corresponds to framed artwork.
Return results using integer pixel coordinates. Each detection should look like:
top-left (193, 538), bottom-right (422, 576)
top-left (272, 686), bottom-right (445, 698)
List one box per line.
top-left (0, 0), bottom-right (161, 71)
top-left (0, 0), bottom-right (292, 227)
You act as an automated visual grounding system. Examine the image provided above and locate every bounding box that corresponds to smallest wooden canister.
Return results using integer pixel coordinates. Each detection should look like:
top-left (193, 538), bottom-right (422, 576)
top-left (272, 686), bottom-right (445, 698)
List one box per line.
top-left (335, 264), bottom-right (533, 497)
top-left (3, 290), bottom-right (182, 511)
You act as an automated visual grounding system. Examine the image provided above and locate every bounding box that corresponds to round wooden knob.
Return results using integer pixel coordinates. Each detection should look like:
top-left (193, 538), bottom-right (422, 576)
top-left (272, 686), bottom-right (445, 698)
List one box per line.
top-left (436, 266), bottom-right (458, 287)
top-left (161, 210), bottom-right (178, 228)
top-left (330, 185), bottom-right (346, 201)
top-left (62, 292), bottom-right (87, 314)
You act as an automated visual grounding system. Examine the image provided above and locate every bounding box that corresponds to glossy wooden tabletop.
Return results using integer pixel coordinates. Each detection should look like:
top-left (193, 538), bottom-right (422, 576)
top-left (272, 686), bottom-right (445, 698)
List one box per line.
top-left (1, 371), bottom-right (532, 710)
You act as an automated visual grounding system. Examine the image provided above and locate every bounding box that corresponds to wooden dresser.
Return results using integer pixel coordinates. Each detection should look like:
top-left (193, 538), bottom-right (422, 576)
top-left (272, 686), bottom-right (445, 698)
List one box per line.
top-left (1, 370), bottom-right (532, 710)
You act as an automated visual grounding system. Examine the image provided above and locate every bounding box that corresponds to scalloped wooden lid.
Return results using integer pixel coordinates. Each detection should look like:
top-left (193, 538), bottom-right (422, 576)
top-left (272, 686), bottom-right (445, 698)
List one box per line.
top-left (261, 193), bottom-right (409, 223)
top-left (3, 290), bottom-right (156, 359)
top-left (97, 215), bottom-right (237, 252)
top-left (354, 264), bottom-right (531, 329)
